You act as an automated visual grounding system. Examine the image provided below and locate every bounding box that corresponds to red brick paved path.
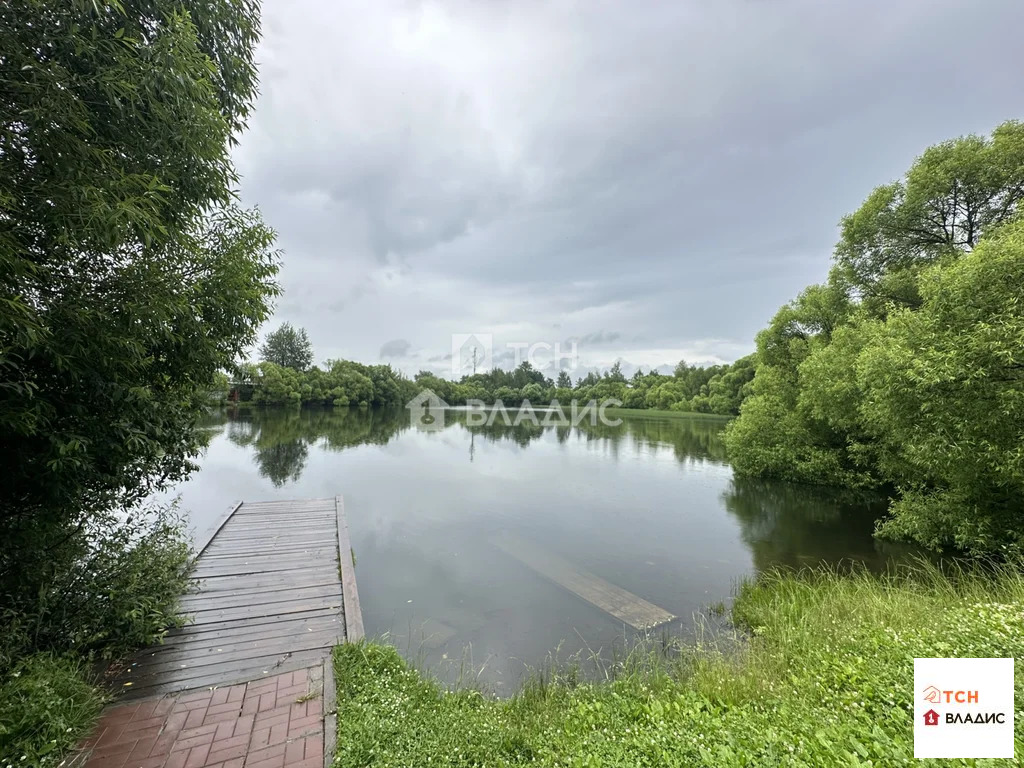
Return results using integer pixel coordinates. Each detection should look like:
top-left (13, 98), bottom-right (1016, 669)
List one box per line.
top-left (80, 667), bottom-right (324, 768)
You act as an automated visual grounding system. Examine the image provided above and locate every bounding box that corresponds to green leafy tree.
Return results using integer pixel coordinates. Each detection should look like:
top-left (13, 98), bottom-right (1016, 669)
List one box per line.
top-left (606, 361), bottom-right (626, 382)
top-left (857, 220), bottom-right (1024, 554)
top-left (834, 120), bottom-right (1024, 310)
top-left (729, 122), bottom-right (1024, 555)
top-left (520, 382), bottom-right (544, 403)
top-left (260, 322), bottom-right (313, 371)
top-left (0, 0), bottom-right (278, 603)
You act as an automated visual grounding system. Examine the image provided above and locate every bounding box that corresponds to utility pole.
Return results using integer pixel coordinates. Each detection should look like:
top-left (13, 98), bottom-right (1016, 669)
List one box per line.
top-left (472, 347), bottom-right (477, 375)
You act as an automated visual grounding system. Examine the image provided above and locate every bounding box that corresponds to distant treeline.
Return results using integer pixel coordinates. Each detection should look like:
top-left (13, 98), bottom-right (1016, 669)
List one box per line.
top-left (221, 346), bottom-right (755, 416)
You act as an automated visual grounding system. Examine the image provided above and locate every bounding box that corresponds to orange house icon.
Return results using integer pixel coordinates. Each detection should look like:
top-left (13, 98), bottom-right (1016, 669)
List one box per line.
top-left (923, 709), bottom-right (940, 726)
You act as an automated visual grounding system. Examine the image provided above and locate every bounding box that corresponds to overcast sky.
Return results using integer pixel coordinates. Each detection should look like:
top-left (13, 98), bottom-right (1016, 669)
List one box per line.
top-left (233, 0), bottom-right (1024, 379)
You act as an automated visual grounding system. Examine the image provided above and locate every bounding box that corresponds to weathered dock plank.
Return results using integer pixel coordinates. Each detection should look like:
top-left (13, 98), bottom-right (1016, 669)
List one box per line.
top-left (492, 533), bottom-right (676, 631)
top-left (112, 496), bottom-right (364, 698)
top-left (335, 495), bottom-right (365, 641)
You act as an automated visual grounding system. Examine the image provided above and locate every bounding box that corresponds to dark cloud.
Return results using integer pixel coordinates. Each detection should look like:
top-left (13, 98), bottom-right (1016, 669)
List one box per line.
top-left (379, 339), bottom-right (412, 359)
top-left (239, 0), bottom-right (1024, 374)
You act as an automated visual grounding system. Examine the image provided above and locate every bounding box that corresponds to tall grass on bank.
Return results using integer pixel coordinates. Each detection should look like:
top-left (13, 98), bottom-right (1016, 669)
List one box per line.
top-left (333, 561), bottom-right (1024, 767)
top-left (0, 505), bottom-right (193, 767)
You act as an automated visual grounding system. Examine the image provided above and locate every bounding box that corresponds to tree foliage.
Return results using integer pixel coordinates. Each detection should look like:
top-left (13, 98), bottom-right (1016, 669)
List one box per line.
top-left (727, 121), bottom-right (1024, 555)
top-left (0, 0), bottom-right (278, 621)
top-left (834, 120), bottom-right (1024, 310)
top-left (259, 322), bottom-right (313, 371)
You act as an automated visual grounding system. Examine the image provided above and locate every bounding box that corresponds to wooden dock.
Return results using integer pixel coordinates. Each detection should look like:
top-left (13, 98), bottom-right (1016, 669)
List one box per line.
top-left (113, 496), bottom-right (363, 698)
top-left (492, 533), bottom-right (676, 631)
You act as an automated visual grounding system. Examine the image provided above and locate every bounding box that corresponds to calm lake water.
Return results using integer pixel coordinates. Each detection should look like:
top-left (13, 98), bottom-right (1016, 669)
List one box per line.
top-left (172, 406), bottom-right (910, 690)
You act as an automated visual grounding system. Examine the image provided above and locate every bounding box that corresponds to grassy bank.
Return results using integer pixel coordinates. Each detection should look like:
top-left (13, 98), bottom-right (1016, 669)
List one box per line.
top-left (334, 563), bottom-right (1024, 767)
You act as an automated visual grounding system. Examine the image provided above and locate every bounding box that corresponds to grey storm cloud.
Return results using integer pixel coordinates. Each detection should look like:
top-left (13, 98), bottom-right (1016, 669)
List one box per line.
top-left (237, 0), bottom-right (1024, 376)
top-left (379, 339), bottom-right (412, 359)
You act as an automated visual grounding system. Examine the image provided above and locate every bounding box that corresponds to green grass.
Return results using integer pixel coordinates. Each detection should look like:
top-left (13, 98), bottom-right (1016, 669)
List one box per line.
top-left (0, 655), bottom-right (104, 767)
top-left (333, 562), bottom-right (1024, 767)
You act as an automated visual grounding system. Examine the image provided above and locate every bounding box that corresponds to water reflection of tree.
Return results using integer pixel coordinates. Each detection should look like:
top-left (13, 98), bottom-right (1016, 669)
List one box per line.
top-left (721, 476), bottom-right (910, 573)
top-left (257, 440), bottom-right (308, 486)
top-left (576, 416), bottom-right (728, 464)
top-left (449, 409), bottom-right (729, 464)
top-left (211, 406), bottom-right (731, 485)
top-left (216, 407), bottom-right (411, 485)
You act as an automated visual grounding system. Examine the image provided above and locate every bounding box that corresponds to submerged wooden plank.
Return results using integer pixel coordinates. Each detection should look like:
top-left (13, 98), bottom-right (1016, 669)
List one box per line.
top-left (491, 533), bottom-right (676, 631)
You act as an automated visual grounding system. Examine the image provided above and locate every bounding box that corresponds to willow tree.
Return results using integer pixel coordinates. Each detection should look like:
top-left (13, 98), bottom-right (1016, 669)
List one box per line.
top-left (0, 1), bottom-right (279, 602)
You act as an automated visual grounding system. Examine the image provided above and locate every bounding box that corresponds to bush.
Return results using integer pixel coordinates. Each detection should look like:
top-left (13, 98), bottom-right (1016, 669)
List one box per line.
top-left (26, 505), bottom-right (193, 663)
top-left (0, 505), bottom-right (192, 766)
top-left (0, 655), bottom-right (103, 768)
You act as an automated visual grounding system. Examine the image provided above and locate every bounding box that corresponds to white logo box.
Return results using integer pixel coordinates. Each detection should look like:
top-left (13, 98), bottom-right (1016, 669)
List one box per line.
top-left (914, 657), bottom-right (1015, 759)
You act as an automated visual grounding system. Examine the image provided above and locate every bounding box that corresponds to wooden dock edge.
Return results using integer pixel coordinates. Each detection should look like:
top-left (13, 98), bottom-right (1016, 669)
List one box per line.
top-left (192, 500), bottom-right (243, 560)
top-left (334, 495), bottom-right (365, 641)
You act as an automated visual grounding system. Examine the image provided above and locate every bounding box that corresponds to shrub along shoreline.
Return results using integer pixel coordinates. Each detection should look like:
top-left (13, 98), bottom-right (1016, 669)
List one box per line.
top-left (333, 562), bottom-right (1024, 767)
top-left (0, 509), bottom-right (193, 767)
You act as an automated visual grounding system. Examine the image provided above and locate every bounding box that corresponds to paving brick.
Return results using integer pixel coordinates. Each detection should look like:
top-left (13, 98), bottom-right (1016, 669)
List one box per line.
top-left (161, 751), bottom-right (189, 768)
top-left (205, 738), bottom-right (249, 765)
top-left (122, 715), bottom-right (172, 734)
top-left (231, 713), bottom-right (254, 738)
top-left (253, 711), bottom-right (289, 731)
top-left (244, 742), bottom-right (286, 765)
top-left (285, 739), bottom-right (306, 764)
top-left (183, 742), bottom-right (211, 768)
top-left (99, 703), bottom-right (141, 726)
top-left (127, 735), bottom-right (160, 760)
top-left (226, 685), bottom-right (246, 703)
top-left (304, 733), bottom-right (324, 760)
top-left (205, 701), bottom-right (243, 717)
top-left (168, 730), bottom-right (215, 753)
top-left (183, 707), bottom-right (209, 730)
top-left (83, 667), bottom-right (323, 768)
top-left (209, 687), bottom-right (232, 707)
top-left (176, 722), bottom-right (219, 742)
top-left (131, 756), bottom-right (171, 768)
top-left (91, 738), bottom-right (139, 760)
